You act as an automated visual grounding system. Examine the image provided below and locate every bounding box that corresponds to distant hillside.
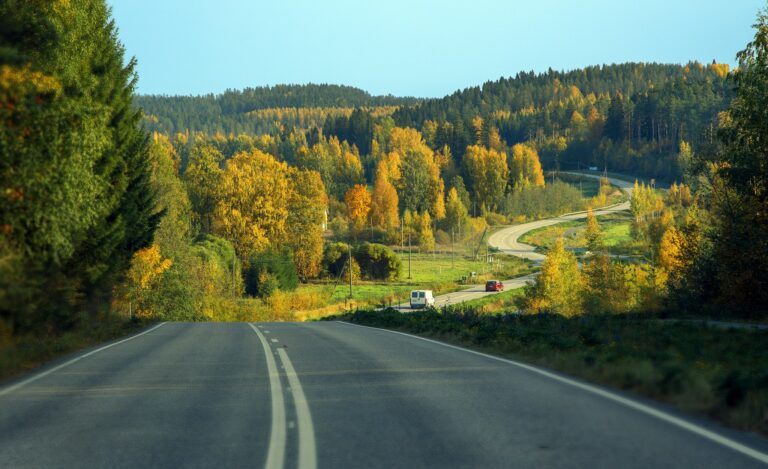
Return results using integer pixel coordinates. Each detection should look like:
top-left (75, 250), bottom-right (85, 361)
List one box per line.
top-left (392, 62), bottom-right (733, 179)
top-left (136, 84), bottom-right (420, 135)
top-left (393, 62), bottom-right (729, 127)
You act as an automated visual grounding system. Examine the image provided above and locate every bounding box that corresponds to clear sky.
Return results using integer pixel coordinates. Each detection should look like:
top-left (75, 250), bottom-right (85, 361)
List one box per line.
top-left (107, 0), bottom-right (764, 98)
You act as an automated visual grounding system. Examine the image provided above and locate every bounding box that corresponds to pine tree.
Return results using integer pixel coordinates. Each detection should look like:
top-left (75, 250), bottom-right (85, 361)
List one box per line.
top-left (0, 0), bottom-right (159, 329)
top-left (604, 94), bottom-right (625, 141)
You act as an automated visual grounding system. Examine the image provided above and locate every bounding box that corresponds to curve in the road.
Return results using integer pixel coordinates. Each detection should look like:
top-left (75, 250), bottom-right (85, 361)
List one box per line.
top-left (488, 173), bottom-right (635, 263)
top-left (392, 175), bottom-right (636, 311)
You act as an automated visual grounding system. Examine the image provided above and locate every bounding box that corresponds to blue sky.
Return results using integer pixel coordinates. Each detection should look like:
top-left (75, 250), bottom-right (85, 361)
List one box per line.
top-left (108, 0), bottom-right (764, 98)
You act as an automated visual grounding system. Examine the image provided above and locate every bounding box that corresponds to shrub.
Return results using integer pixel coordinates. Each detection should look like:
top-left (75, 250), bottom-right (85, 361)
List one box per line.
top-left (245, 249), bottom-right (299, 297)
top-left (323, 242), bottom-right (347, 275)
top-left (354, 242), bottom-right (402, 280)
top-left (323, 242), bottom-right (355, 278)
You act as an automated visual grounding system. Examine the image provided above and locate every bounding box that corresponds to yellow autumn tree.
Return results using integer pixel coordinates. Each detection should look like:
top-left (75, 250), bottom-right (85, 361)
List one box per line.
top-left (464, 145), bottom-right (509, 212)
top-left (370, 162), bottom-right (400, 236)
top-left (418, 211), bottom-right (435, 251)
top-left (583, 251), bottom-right (630, 314)
top-left (486, 126), bottom-right (504, 152)
top-left (125, 245), bottom-right (173, 319)
top-left (389, 127), bottom-right (444, 218)
top-left (519, 238), bottom-right (583, 316)
top-left (471, 116), bottom-right (485, 144)
top-left (286, 169), bottom-right (327, 279)
top-left (345, 184), bottom-right (372, 235)
top-left (584, 208), bottom-right (603, 252)
top-left (510, 143), bottom-right (545, 189)
top-left (709, 62), bottom-right (730, 78)
top-left (443, 187), bottom-right (470, 236)
top-left (212, 149), bottom-right (291, 258)
top-left (658, 226), bottom-right (685, 286)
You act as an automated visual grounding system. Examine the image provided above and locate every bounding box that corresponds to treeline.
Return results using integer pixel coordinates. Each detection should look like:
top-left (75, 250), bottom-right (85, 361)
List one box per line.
top-left (0, 1), bottom-right (158, 331)
top-left (393, 62), bottom-right (732, 181)
top-left (136, 84), bottom-right (418, 135)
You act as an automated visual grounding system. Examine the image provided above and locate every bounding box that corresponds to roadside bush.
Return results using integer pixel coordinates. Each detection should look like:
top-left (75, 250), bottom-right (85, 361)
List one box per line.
top-left (190, 235), bottom-right (242, 296)
top-left (354, 243), bottom-right (402, 280)
top-left (323, 242), bottom-right (360, 280)
top-left (483, 211), bottom-right (508, 226)
top-left (244, 249), bottom-right (299, 297)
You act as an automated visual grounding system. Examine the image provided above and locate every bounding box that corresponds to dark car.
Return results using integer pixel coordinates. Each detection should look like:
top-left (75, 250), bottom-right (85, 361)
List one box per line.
top-left (485, 280), bottom-right (504, 292)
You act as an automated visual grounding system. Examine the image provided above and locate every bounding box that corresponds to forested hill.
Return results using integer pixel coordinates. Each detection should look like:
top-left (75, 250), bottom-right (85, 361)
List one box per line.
top-left (393, 62), bottom-right (729, 126)
top-left (137, 62), bottom-right (733, 181)
top-left (137, 84), bottom-right (419, 135)
top-left (392, 62), bottom-right (733, 179)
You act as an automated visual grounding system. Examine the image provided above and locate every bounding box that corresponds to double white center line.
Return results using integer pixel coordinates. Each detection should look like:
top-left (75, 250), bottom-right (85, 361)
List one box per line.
top-left (249, 324), bottom-right (316, 469)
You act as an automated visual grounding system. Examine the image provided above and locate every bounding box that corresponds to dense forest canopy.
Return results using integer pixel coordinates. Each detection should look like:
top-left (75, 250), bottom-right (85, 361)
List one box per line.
top-left (393, 62), bottom-right (732, 179)
top-left (138, 62), bottom-right (733, 181)
top-left (136, 84), bottom-right (419, 135)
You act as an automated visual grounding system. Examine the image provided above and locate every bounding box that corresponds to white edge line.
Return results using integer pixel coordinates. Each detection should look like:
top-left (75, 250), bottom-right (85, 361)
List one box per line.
top-left (277, 348), bottom-right (317, 469)
top-left (249, 323), bottom-right (287, 469)
top-left (0, 322), bottom-right (168, 398)
top-left (338, 321), bottom-right (768, 465)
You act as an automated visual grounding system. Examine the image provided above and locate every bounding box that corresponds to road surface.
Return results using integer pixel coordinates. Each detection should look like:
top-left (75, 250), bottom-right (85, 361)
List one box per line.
top-left (1, 321), bottom-right (766, 468)
top-left (488, 175), bottom-right (635, 263)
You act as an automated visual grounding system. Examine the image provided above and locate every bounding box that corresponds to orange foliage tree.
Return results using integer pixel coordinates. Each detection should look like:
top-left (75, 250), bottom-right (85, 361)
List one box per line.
top-left (345, 184), bottom-right (372, 235)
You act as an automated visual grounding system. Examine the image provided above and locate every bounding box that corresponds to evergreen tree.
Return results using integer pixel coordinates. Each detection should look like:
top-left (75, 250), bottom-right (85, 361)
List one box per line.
top-left (684, 11), bottom-right (768, 316)
top-left (0, 0), bottom-right (158, 330)
top-left (604, 94), bottom-right (625, 141)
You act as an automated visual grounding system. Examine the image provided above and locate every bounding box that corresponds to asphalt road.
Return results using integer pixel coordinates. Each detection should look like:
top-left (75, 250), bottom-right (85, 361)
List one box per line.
top-left (1, 321), bottom-right (767, 468)
top-left (388, 274), bottom-right (538, 311)
top-left (488, 174), bottom-right (635, 263)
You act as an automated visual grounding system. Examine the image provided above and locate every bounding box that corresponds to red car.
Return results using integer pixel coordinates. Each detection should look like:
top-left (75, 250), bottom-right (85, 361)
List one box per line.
top-left (485, 280), bottom-right (504, 292)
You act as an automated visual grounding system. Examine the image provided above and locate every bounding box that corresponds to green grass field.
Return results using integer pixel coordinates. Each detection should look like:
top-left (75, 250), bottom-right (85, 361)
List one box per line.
top-left (455, 287), bottom-right (526, 312)
top-left (519, 212), bottom-right (641, 256)
top-left (298, 252), bottom-right (533, 308)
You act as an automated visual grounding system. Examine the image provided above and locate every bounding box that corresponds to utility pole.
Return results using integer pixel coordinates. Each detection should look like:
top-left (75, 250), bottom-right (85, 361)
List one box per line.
top-left (451, 228), bottom-right (455, 269)
top-left (348, 243), bottom-right (353, 299)
top-left (400, 217), bottom-right (404, 252)
top-left (408, 232), bottom-right (412, 279)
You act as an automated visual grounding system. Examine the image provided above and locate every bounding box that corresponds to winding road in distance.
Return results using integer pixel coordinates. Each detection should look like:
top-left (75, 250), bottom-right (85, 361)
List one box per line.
top-left (3, 174), bottom-right (768, 468)
top-left (388, 173), bottom-right (633, 311)
top-left (488, 173), bottom-right (635, 263)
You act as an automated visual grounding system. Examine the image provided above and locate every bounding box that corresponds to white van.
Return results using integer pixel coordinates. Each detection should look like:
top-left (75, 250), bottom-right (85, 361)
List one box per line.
top-left (410, 290), bottom-right (435, 309)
